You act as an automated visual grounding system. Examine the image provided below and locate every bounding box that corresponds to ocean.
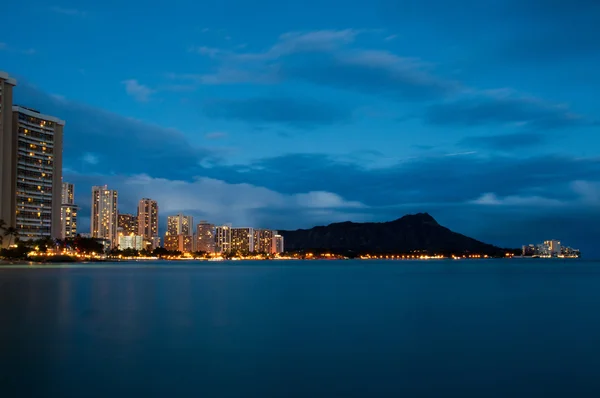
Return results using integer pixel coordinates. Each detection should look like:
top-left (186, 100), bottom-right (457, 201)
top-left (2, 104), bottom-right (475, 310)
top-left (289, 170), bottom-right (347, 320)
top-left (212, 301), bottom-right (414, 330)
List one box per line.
top-left (1, 259), bottom-right (599, 397)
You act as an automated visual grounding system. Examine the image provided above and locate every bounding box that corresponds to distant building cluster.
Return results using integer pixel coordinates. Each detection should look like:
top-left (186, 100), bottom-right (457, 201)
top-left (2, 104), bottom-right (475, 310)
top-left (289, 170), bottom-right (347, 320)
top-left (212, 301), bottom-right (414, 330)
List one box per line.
top-left (163, 216), bottom-right (284, 255)
top-left (522, 240), bottom-right (580, 258)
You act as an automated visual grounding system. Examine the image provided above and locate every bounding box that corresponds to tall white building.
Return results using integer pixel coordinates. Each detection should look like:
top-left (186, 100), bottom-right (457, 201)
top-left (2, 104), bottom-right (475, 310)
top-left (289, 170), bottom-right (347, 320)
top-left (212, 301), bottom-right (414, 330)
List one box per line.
top-left (91, 185), bottom-right (118, 247)
top-left (215, 224), bottom-right (232, 254)
top-left (60, 182), bottom-right (78, 239)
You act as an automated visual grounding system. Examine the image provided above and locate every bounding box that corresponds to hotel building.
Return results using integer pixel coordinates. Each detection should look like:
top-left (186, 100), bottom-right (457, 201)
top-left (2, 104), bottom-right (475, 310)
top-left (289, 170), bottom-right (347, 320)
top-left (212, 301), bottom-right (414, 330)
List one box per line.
top-left (60, 182), bottom-right (78, 239)
top-left (253, 229), bottom-right (275, 254)
top-left (137, 198), bottom-right (158, 239)
top-left (118, 213), bottom-right (137, 235)
top-left (118, 234), bottom-right (144, 251)
top-left (0, 72), bottom-right (17, 239)
top-left (215, 224), bottom-right (232, 254)
top-left (196, 221), bottom-right (216, 253)
top-left (231, 227), bottom-right (254, 253)
top-left (164, 234), bottom-right (193, 253)
top-left (1, 73), bottom-right (65, 241)
top-left (91, 185), bottom-right (118, 247)
top-left (274, 234), bottom-right (284, 254)
top-left (167, 213), bottom-right (193, 236)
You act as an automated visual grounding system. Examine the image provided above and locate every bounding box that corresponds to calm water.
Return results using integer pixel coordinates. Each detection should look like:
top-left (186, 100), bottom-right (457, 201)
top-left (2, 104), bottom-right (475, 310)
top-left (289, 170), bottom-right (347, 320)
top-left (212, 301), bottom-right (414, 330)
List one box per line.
top-left (1, 259), bottom-right (600, 397)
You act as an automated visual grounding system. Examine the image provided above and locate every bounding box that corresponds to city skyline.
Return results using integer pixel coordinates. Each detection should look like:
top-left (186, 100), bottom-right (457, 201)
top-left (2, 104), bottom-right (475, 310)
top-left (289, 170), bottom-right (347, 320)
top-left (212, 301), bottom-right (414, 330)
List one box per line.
top-left (1, 1), bottom-right (599, 256)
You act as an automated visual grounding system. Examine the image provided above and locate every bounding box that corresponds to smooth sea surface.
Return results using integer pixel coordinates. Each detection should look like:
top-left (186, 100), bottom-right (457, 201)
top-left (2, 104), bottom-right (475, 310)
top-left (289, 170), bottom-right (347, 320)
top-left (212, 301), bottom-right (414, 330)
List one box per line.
top-left (1, 259), bottom-right (600, 397)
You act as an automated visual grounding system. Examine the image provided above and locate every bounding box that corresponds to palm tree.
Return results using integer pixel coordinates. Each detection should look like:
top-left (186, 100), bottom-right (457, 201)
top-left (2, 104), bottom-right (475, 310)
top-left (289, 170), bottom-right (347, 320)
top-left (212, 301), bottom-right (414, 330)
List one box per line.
top-left (4, 227), bottom-right (18, 247)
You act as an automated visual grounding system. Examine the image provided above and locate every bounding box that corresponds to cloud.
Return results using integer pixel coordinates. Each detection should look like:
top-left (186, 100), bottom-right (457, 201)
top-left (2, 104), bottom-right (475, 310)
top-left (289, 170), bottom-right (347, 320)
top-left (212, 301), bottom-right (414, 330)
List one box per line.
top-left (82, 153), bottom-right (99, 165)
top-left (185, 29), bottom-right (459, 101)
top-left (384, 34), bottom-right (398, 41)
top-left (571, 180), bottom-right (600, 205)
top-left (171, 68), bottom-right (278, 85)
top-left (283, 50), bottom-right (461, 101)
top-left (470, 192), bottom-right (564, 207)
top-left (425, 90), bottom-right (585, 129)
top-left (49, 6), bottom-right (87, 17)
top-left (122, 79), bottom-right (154, 102)
top-left (461, 132), bottom-right (546, 151)
top-left (71, 173), bottom-right (366, 231)
top-left (202, 97), bottom-right (351, 127)
top-left (204, 132), bottom-right (228, 140)
top-left (233, 29), bottom-right (360, 61)
top-left (0, 42), bottom-right (6, 50)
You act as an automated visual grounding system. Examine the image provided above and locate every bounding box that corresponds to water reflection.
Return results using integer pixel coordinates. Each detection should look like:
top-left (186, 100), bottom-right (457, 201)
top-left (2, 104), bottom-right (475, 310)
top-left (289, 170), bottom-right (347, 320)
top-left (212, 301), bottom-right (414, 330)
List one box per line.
top-left (1, 262), bottom-right (600, 397)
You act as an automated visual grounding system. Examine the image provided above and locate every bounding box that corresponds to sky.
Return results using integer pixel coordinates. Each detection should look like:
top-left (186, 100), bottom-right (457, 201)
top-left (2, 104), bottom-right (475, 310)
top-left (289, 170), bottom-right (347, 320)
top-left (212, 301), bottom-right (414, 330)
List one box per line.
top-left (1, 0), bottom-right (599, 255)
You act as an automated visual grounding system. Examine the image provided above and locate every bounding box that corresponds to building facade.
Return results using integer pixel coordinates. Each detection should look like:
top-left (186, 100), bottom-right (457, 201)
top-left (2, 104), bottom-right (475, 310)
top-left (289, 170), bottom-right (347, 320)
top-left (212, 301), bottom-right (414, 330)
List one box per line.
top-left (137, 198), bottom-right (158, 239)
top-left (0, 72), bottom-right (17, 243)
top-left (231, 227), bottom-right (254, 253)
top-left (6, 105), bottom-right (64, 240)
top-left (91, 185), bottom-right (118, 247)
top-left (167, 213), bottom-right (193, 236)
top-left (215, 224), bottom-right (232, 254)
top-left (274, 234), bottom-right (284, 254)
top-left (164, 234), bottom-right (193, 253)
top-left (118, 234), bottom-right (144, 251)
top-left (253, 229), bottom-right (275, 254)
top-left (60, 182), bottom-right (78, 239)
top-left (118, 213), bottom-right (137, 235)
top-left (196, 221), bottom-right (216, 253)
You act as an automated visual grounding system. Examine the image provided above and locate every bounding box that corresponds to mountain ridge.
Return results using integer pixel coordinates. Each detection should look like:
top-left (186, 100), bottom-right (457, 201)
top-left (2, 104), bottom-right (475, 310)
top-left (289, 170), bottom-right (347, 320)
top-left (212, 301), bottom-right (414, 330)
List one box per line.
top-left (279, 213), bottom-right (505, 255)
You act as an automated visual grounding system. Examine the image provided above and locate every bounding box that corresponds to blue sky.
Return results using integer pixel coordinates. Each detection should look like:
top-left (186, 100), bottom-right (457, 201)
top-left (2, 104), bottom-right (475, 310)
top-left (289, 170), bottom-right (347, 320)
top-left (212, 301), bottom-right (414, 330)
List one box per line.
top-left (2, 0), bottom-right (599, 254)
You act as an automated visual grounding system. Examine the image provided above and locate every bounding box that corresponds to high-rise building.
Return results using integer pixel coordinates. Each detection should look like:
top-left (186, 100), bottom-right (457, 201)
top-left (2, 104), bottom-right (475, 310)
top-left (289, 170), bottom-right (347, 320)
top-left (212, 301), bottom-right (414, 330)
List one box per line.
top-left (118, 213), bottom-right (137, 235)
top-left (231, 227), bottom-right (254, 253)
top-left (215, 224), bottom-right (232, 254)
top-left (274, 234), bottom-right (284, 254)
top-left (60, 182), bottom-right (78, 239)
top-left (0, 98), bottom-right (65, 241)
top-left (253, 229), bottom-right (275, 254)
top-left (167, 213), bottom-right (193, 236)
top-left (164, 234), bottom-right (193, 253)
top-left (0, 72), bottom-right (17, 243)
top-left (62, 182), bottom-right (74, 205)
top-left (137, 198), bottom-right (158, 239)
top-left (91, 185), bottom-right (118, 247)
top-left (196, 221), bottom-right (215, 253)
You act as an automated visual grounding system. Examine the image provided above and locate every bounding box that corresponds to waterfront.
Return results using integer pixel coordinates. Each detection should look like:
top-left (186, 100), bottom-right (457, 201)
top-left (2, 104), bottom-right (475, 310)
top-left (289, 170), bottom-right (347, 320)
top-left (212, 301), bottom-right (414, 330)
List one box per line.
top-left (1, 259), bottom-right (600, 397)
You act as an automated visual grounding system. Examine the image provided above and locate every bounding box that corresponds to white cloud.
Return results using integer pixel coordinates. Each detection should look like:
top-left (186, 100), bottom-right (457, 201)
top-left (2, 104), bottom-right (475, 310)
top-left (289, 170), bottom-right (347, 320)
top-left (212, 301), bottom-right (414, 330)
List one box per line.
top-left (384, 34), bottom-right (398, 41)
top-left (122, 79), bottom-right (154, 102)
top-left (120, 174), bottom-right (366, 226)
top-left (470, 192), bottom-right (564, 207)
